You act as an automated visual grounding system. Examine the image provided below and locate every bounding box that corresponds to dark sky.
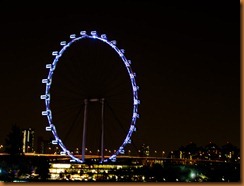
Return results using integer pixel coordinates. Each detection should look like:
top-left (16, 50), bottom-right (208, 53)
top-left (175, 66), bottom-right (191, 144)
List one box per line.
top-left (0, 1), bottom-right (240, 154)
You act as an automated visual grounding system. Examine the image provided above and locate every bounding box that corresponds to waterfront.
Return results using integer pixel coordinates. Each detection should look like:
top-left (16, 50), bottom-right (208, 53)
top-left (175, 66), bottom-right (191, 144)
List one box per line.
top-left (0, 153), bottom-right (240, 182)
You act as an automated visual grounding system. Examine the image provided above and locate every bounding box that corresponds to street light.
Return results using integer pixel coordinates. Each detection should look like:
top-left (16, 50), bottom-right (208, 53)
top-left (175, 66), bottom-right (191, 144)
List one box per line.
top-left (162, 151), bottom-right (165, 157)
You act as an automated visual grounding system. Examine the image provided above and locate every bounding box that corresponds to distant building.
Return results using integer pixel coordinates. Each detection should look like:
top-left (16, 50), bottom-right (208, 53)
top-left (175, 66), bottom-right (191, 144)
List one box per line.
top-left (22, 128), bottom-right (35, 153)
top-left (36, 136), bottom-right (57, 154)
top-left (140, 144), bottom-right (150, 157)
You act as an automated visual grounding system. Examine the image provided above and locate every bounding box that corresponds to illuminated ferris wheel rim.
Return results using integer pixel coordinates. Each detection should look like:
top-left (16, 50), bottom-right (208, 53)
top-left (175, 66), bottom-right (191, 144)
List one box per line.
top-left (41, 30), bottom-right (140, 163)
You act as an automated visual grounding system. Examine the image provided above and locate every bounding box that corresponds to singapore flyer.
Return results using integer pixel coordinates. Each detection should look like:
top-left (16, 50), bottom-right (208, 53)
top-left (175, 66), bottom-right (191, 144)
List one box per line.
top-left (41, 30), bottom-right (140, 163)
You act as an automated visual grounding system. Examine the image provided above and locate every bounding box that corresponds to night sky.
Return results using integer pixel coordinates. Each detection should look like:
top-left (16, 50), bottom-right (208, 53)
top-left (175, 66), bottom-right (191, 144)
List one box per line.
top-left (0, 2), bottom-right (240, 154)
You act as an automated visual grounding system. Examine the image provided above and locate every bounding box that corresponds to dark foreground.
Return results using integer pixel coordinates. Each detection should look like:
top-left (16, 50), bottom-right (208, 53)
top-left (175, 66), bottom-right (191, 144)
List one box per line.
top-left (0, 155), bottom-right (240, 182)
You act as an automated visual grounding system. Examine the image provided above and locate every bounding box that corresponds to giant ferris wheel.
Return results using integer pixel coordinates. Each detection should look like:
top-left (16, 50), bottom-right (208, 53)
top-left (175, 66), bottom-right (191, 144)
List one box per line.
top-left (41, 30), bottom-right (140, 163)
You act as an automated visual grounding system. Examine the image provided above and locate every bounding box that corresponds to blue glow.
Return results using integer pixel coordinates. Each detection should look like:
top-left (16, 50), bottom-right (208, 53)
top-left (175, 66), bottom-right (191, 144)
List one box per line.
top-left (70, 34), bottom-right (76, 39)
top-left (46, 64), bottom-right (51, 69)
top-left (42, 30), bottom-right (140, 164)
top-left (40, 95), bottom-right (46, 99)
top-left (42, 79), bottom-right (47, 84)
top-left (52, 140), bottom-right (58, 145)
top-left (52, 51), bottom-right (58, 56)
top-left (60, 151), bottom-right (66, 155)
top-left (45, 126), bottom-right (52, 131)
top-left (111, 40), bottom-right (116, 45)
top-left (130, 73), bottom-right (134, 78)
top-left (80, 31), bottom-right (86, 35)
top-left (133, 86), bottom-right (138, 91)
top-left (41, 94), bottom-right (50, 100)
top-left (124, 61), bottom-right (130, 67)
top-left (91, 31), bottom-right (97, 36)
top-left (101, 34), bottom-right (107, 39)
top-left (60, 41), bottom-right (66, 46)
top-left (130, 125), bottom-right (136, 131)
top-left (109, 156), bottom-right (116, 162)
top-left (42, 78), bottom-right (52, 85)
top-left (134, 99), bottom-right (140, 105)
top-left (119, 149), bottom-right (125, 154)
top-left (42, 111), bottom-right (48, 116)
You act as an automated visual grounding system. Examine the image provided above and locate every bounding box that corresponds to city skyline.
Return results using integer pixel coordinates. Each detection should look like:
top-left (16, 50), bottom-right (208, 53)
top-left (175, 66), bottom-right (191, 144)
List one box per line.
top-left (0, 2), bottom-right (240, 155)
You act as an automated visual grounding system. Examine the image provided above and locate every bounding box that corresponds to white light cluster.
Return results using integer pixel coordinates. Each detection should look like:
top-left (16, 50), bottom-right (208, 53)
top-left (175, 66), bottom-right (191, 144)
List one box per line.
top-left (52, 51), bottom-right (58, 56)
top-left (80, 31), bottom-right (86, 35)
top-left (60, 41), bottom-right (66, 46)
top-left (70, 34), bottom-right (76, 39)
top-left (101, 34), bottom-right (107, 39)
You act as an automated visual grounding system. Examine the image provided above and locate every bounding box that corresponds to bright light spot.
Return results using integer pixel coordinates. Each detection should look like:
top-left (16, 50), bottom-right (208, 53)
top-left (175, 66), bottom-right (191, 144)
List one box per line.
top-left (52, 163), bottom-right (71, 169)
top-left (190, 172), bottom-right (196, 179)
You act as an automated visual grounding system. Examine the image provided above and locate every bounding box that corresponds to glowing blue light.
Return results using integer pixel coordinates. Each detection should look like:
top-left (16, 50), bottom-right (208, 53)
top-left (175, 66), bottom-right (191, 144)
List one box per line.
top-left (45, 126), bottom-right (52, 131)
top-left (110, 156), bottom-right (116, 162)
top-left (42, 78), bottom-right (52, 85)
top-left (40, 95), bottom-right (46, 99)
top-left (101, 34), bottom-right (107, 39)
top-left (119, 149), bottom-right (125, 154)
top-left (91, 31), bottom-right (97, 36)
top-left (70, 34), bottom-right (76, 39)
top-left (42, 30), bottom-right (139, 164)
top-left (129, 73), bottom-right (134, 78)
top-left (60, 41), bottom-right (66, 46)
top-left (118, 50), bottom-right (124, 57)
top-left (111, 40), bottom-right (116, 45)
top-left (133, 86), bottom-right (139, 91)
top-left (125, 61), bottom-right (130, 67)
top-left (130, 125), bottom-right (137, 132)
top-left (42, 79), bottom-right (47, 83)
top-left (42, 109), bottom-right (51, 116)
top-left (52, 140), bottom-right (58, 145)
top-left (80, 31), bottom-right (86, 35)
top-left (42, 111), bottom-right (48, 116)
top-left (52, 51), bottom-right (58, 56)
top-left (70, 159), bottom-right (76, 162)
top-left (40, 94), bottom-right (50, 100)
top-left (46, 64), bottom-right (52, 69)
top-left (60, 151), bottom-right (66, 155)
top-left (134, 99), bottom-right (140, 105)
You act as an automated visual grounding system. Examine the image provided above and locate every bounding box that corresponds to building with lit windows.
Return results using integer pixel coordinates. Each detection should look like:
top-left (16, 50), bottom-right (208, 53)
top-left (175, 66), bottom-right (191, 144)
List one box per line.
top-left (22, 128), bottom-right (35, 153)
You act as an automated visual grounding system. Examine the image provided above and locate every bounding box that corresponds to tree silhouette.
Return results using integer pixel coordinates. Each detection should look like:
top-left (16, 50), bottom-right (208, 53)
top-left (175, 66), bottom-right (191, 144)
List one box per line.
top-left (184, 142), bottom-right (198, 154)
top-left (4, 124), bottom-right (23, 156)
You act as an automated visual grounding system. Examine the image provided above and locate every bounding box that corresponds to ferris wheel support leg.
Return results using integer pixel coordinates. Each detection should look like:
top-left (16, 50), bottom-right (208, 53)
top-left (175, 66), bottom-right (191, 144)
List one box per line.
top-left (82, 99), bottom-right (88, 162)
top-left (100, 98), bottom-right (105, 163)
